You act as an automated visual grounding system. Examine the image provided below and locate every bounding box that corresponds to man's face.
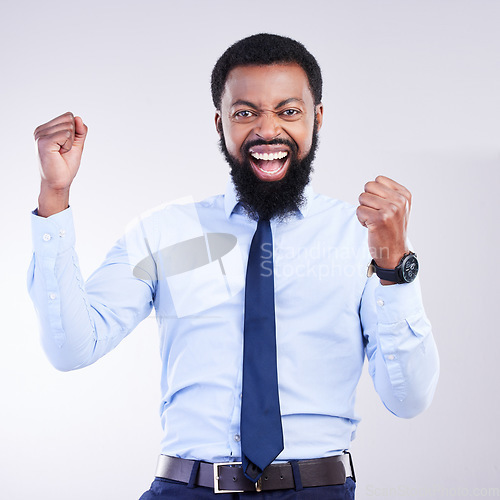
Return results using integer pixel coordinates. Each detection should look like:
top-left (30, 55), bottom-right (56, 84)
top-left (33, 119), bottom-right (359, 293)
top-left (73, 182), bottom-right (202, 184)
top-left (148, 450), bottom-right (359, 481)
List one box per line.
top-left (215, 63), bottom-right (323, 220)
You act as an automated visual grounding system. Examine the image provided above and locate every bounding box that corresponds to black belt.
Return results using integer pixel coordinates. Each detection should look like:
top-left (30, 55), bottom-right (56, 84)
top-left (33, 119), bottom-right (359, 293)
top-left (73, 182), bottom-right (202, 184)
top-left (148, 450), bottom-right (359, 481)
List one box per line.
top-left (155, 453), bottom-right (355, 493)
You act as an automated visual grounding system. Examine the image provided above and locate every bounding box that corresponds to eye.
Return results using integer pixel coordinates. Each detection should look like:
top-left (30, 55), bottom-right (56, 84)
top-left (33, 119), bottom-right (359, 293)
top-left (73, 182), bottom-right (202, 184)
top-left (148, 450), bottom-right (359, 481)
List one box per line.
top-left (281, 109), bottom-right (301, 118)
top-left (234, 110), bottom-right (255, 119)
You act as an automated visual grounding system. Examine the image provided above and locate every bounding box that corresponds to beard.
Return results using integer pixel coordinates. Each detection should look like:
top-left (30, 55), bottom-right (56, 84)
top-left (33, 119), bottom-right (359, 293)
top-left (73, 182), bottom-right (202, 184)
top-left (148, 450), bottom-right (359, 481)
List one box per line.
top-left (219, 123), bottom-right (319, 221)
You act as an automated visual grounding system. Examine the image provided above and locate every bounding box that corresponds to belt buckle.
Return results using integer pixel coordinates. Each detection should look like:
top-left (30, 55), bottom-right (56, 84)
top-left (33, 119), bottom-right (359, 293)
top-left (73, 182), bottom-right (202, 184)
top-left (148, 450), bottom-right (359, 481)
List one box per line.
top-left (213, 462), bottom-right (262, 493)
top-left (213, 462), bottom-right (244, 494)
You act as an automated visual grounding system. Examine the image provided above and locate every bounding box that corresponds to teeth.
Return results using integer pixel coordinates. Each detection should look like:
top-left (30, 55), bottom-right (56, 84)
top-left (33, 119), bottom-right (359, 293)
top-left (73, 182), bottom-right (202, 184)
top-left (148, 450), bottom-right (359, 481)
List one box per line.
top-left (250, 151), bottom-right (288, 161)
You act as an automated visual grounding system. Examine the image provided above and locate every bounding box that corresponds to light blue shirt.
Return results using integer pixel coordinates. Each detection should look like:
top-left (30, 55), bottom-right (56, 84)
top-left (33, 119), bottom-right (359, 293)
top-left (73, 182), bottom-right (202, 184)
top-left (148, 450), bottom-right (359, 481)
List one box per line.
top-left (28, 182), bottom-right (439, 463)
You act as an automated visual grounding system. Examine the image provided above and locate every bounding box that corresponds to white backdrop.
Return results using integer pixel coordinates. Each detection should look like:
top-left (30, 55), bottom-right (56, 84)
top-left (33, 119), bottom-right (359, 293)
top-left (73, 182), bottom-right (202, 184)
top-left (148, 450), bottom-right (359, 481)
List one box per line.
top-left (1, 1), bottom-right (499, 499)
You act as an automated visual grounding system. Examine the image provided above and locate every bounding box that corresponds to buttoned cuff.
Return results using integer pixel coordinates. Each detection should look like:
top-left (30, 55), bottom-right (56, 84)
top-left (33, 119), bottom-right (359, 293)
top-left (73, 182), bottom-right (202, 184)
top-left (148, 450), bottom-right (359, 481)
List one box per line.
top-left (373, 279), bottom-right (424, 325)
top-left (31, 207), bottom-right (75, 255)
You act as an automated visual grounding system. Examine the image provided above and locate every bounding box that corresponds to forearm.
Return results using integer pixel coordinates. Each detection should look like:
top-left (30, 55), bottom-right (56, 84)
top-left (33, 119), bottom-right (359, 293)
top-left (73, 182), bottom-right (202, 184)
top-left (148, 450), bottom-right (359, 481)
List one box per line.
top-left (28, 249), bottom-right (98, 371)
top-left (28, 208), bottom-right (99, 370)
top-left (371, 309), bottom-right (439, 418)
top-left (37, 184), bottom-right (70, 218)
top-left (363, 279), bottom-right (439, 417)
top-left (27, 208), bottom-right (155, 371)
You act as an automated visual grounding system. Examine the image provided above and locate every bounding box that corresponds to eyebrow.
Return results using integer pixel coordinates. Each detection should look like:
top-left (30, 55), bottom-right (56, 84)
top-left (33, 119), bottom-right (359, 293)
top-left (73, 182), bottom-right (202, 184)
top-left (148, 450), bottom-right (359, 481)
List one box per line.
top-left (231, 100), bottom-right (259, 110)
top-left (276, 98), bottom-right (304, 108)
top-left (231, 98), bottom-right (305, 110)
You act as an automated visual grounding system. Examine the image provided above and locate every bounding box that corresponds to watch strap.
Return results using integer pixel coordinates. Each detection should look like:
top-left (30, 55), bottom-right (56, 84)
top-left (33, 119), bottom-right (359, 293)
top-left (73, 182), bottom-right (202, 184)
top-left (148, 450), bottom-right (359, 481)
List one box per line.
top-left (370, 261), bottom-right (401, 282)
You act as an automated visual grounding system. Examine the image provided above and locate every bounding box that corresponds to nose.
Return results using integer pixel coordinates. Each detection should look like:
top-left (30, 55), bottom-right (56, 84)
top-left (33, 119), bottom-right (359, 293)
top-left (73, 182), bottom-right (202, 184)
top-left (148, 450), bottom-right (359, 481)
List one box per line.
top-left (254, 112), bottom-right (281, 141)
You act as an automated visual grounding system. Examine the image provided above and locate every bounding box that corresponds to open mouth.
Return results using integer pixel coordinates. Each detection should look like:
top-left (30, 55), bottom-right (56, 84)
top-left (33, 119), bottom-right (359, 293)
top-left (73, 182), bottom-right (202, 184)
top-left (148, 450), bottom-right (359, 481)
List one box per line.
top-left (248, 147), bottom-right (291, 181)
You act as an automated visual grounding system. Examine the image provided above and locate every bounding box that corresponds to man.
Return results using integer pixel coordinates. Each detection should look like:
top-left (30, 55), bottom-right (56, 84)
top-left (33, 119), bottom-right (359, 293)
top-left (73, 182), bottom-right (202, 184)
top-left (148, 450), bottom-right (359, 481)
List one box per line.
top-left (29, 34), bottom-right (439, 499)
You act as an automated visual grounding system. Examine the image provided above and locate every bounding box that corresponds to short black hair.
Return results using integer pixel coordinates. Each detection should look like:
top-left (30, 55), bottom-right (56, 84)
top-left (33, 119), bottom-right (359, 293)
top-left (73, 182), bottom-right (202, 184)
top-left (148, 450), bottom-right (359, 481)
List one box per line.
top-left (211, 33), bottom-right (322, 109)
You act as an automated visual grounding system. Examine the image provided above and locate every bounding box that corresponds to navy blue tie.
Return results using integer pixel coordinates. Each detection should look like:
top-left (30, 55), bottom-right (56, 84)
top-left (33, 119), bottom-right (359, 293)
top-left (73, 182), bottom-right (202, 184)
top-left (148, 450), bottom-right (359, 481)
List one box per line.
top-left (240, 219), bottom-right (284, 482)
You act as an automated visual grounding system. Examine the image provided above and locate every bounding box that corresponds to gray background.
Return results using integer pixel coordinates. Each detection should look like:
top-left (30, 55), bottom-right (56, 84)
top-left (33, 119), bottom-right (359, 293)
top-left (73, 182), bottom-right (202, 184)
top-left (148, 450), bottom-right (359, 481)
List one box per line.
top-left (1, 0), bottom-right (499, 498)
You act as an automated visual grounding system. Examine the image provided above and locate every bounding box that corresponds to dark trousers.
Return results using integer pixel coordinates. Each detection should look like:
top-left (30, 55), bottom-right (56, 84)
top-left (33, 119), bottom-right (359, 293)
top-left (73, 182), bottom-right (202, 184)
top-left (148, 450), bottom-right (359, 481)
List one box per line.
top-left (139, 477), bottom-right (356, 499)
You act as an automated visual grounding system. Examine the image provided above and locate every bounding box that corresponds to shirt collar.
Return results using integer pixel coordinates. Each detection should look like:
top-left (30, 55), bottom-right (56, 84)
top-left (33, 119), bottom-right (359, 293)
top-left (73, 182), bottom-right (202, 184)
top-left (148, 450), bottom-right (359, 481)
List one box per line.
top-left (224, 179), bottom-right (315, 220)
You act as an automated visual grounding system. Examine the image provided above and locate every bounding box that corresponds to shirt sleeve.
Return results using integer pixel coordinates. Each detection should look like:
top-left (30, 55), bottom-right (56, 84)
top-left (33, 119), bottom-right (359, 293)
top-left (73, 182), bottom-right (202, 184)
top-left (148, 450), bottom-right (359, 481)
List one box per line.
top-left (360, 276), bottom-right (440, 418)
top-left (27, 207), bottom-right (155, 371)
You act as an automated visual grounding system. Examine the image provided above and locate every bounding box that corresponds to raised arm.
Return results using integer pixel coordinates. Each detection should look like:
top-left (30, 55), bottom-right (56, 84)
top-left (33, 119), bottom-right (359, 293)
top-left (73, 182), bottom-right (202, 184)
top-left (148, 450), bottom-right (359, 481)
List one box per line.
top-left (29, 113), bottom-right (154, 371)
top-left (357, 176), bottom-right (439, 416)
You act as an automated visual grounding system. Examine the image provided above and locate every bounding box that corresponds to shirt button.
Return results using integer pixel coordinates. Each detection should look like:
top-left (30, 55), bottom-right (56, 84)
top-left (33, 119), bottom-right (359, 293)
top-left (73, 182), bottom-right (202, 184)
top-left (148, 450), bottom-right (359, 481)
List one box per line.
top-left (59, 229), bottom-right (66, 238)
top-left (376, 299), bottom-right (384, 307)
top-left (234, 434), bottom-right (241, 442)
top-left (49, 293), bottom-right (56, 300)
top-left (387, 354), bottom-right (395, 361)
top-left (43, 233), bottom-right (51, 241)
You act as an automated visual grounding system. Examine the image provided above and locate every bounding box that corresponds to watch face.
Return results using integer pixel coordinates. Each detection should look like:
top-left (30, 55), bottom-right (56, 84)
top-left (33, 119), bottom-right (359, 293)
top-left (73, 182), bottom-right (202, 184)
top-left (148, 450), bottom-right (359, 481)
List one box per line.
top-left (402, 255), bottom-right (419, 283)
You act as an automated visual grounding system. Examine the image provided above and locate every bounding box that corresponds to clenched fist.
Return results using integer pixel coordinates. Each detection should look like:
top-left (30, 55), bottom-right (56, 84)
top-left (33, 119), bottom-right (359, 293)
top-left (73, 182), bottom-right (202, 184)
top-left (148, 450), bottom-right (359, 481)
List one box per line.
top-left (356, 175), bottom-right (411, 278)
top-left (34, 112), bottom-right (88, 217)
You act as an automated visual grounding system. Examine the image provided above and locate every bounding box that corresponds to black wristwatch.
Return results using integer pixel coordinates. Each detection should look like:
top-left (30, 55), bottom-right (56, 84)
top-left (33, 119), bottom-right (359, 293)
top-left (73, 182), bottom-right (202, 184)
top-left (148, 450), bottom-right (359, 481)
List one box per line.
top-left (368, 252), bottom-right (419, 284)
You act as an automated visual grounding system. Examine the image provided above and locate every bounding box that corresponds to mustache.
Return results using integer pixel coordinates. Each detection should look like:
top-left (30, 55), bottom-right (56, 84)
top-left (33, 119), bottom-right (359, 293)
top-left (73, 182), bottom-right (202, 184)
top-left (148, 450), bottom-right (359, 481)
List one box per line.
top-left (241, 138), bottom-right (298, 156)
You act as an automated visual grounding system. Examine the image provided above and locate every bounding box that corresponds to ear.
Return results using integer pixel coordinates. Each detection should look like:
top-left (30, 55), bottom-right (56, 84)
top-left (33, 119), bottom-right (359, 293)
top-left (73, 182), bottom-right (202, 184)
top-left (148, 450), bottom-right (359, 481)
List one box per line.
top-left (315, 103), bottom-right (324, 131)
top-left (214, 111), bottom-right (222, 136)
